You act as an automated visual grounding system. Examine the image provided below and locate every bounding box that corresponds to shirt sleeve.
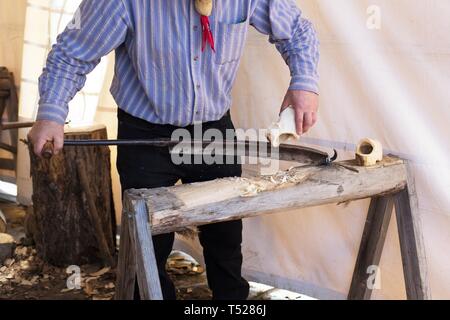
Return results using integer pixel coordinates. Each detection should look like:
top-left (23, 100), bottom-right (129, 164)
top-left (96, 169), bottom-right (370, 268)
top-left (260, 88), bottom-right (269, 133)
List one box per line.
top-left (249, 0), bottom-right (320, 94)
top-left (37, 0), bottom-right (129, 124)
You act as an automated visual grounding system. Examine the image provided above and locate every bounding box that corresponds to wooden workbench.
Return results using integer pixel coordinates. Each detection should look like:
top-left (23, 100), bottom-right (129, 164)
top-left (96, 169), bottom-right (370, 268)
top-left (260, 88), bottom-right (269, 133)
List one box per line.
top-left (115, 156), bottom-right (430, 300)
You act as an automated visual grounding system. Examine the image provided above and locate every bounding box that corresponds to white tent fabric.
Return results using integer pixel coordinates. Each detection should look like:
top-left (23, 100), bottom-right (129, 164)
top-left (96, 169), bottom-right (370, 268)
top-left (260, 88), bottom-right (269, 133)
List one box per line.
top-left (177, 0), bottom-right (450, 299)
top-left (234, 0), bottom-right (450, 299)
top-left (10, 0), bottom-right (450, 299)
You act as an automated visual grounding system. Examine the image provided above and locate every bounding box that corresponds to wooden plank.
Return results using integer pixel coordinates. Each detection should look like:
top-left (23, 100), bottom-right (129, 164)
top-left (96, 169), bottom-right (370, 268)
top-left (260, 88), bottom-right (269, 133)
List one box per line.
top-left (0, 71), bottom-right (19, 164)
top-left (7, 72), bottom-right (19, 154)
top-left (7, 72), bottom-right (18, 122)
top-left (394, 162), bottom-right (430, 299)
top-left (348, 195), bottom-right (394, 300)
top-left (0, 158), bottom-right (15, 171)
top-left (114, 203), bottom-right (137, 300)
top-left (130, 199), bottom-right (163, 300)
top-left (0, 142), bottom-right (17, 154)
top-left (0, 98), bottom-right (6, 120)
top-left (125, 158), bottom-right (407, 235)
top-left (1, 121), bottom-right (35, 130)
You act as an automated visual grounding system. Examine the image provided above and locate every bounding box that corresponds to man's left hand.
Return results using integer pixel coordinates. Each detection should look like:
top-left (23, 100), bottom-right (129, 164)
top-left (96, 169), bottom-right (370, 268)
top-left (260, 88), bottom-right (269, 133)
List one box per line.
top-left (281, 90), bottom-right (319, 135)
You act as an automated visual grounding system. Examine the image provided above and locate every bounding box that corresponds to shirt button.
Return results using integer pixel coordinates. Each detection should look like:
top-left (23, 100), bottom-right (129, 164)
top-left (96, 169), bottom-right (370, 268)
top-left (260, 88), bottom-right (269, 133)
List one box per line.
top-left (193, 25), bottom-right (198, 31)
top-left (196, 85), bottom-right (201, 89)
top-left (193, 56), bottom-right (199, 61)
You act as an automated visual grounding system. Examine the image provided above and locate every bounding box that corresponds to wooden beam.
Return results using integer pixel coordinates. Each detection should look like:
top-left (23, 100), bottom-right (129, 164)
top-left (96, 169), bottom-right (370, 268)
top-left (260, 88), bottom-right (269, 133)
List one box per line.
top-left (348, 195), bottom-right (394, 300)
top-left (0, 80), bottom-right (11, 90)
top-left (125, 157), bottom-right (407, 236)
top-left (0, 98), bottom-right (6, 126)
top-left (394, 162), bottom-right (430, 299)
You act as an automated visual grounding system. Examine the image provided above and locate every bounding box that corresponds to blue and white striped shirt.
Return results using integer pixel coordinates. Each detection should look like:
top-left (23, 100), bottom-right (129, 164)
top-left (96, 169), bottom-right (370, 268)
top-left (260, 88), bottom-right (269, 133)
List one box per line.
top-left (38, 0), bottom-right (320, 126)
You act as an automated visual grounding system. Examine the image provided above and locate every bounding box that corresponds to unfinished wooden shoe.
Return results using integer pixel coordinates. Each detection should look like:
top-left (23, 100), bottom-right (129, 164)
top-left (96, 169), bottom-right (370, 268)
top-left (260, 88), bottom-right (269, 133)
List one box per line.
top-left (195, 0), bottom-right (213, 16)
top-left (266, 107), bottom-right (300, 147)
top-left (355, 138), bottom-right (383, 166)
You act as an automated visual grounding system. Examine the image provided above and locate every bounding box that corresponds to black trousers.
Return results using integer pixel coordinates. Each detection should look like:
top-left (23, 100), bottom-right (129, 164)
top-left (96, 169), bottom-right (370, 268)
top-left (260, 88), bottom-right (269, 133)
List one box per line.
top-left (116, 109), bottom-right (249, 300)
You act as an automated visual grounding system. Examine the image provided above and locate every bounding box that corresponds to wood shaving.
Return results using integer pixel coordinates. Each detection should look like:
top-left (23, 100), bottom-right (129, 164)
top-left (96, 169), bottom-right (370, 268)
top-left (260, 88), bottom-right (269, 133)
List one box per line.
top-left (20, 279), bottom-right (34, 286)
top-left (14, 247), bottom-right (28, 256)
top-left (166, 251), bottom-right (204, 275)
top-left (4, 258), bottom-right (15, 267)
top-left (83, 277), bottom-right (99, 296)
top-left (105, 282), bottom-right (115, 289)
top-left (238, 167), bottom-right (317, 197)
top-left (20, 260), bottom-right (30, 270)
top-left (92, 292), bottom-right (114, 300)
top-left (89, 267), bottom-right (110, 277)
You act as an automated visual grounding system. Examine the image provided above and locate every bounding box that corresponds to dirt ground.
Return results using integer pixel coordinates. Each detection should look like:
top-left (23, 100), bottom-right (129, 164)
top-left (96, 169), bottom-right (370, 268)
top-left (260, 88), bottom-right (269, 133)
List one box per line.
top-left (0, 246), bottom-right (211, 300)
top-left (0, 201), bottom-right (308, 301)
top-left (0, 201), bottom-right (211, 300)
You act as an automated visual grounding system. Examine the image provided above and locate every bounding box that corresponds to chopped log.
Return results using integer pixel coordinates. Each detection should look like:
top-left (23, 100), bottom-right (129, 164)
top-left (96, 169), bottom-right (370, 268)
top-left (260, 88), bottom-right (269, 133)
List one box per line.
top-left (28, 125), bottom-right (116, 267)
top-left (24, 206), bottom-right (36, 239)
top-left (76, 159), bottom-right (114, 266)
top-left (0, 233), bottom-right (15, 263)
top-left (124, 156), bottom-right (407, 236)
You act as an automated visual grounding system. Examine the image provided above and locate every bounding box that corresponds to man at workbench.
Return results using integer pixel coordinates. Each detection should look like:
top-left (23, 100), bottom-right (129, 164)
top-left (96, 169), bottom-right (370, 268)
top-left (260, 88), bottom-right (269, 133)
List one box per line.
top-left (28, 0), bottom-right (320, 300)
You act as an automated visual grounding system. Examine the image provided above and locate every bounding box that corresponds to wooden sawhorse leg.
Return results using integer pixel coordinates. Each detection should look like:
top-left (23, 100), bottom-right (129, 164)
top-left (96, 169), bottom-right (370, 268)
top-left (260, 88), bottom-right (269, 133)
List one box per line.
top-left (348, 195), bottom-right (394, 299)
top-left (349, 164), bottom-right (430, 300)
top-left (115, 199), bottom-right (163, 300)
top-left (393, 167), bottom-right (430, 299)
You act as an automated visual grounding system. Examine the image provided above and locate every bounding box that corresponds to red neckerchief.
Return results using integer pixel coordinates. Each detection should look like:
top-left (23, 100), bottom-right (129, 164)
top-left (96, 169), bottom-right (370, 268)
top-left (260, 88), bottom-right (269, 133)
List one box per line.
top-left (200, 15), bottom-right (215, 53)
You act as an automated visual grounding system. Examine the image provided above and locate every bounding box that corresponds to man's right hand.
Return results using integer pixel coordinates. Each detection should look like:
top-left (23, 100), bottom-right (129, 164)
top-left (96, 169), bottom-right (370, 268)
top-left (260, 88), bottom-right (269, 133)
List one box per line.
top-left (27, 120), bottom-right (64, 157)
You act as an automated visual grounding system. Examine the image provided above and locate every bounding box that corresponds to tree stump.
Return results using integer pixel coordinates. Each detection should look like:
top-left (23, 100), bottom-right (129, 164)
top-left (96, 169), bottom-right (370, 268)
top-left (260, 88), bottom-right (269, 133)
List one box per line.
top-left (28, 125), bottom-right (116, 267)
